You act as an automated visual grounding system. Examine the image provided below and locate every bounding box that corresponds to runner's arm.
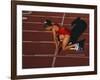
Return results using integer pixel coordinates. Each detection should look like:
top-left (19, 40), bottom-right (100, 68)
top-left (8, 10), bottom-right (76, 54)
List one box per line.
top-left (52, 28), bottom-right (59, 46)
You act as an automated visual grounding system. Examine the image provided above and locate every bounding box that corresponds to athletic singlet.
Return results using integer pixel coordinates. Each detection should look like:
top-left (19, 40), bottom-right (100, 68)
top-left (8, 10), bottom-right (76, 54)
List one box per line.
top-left (57, 27), bottom-right (71, 36)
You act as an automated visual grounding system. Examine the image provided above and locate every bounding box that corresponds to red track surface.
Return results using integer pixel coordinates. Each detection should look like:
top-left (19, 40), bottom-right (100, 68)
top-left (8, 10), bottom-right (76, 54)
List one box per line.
top-left (22, 11), bottom-right (89, 68)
